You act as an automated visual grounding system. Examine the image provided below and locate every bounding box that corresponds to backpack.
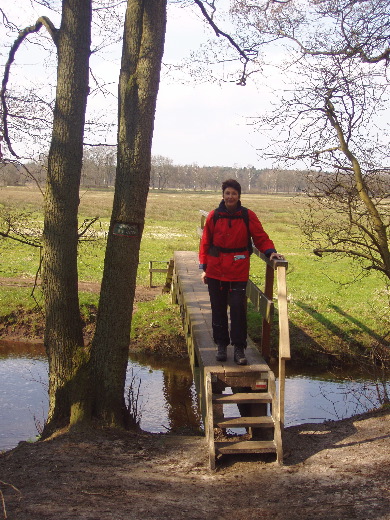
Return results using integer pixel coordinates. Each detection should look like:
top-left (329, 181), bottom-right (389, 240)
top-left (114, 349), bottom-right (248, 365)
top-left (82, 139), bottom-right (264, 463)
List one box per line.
top-left (212, 206), bottom-right (253, 255)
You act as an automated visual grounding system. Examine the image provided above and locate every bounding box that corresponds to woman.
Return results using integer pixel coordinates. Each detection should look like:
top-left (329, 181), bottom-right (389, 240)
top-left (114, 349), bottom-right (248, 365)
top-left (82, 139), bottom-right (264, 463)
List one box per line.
top-left (199, 179), bottom-right (284, 365)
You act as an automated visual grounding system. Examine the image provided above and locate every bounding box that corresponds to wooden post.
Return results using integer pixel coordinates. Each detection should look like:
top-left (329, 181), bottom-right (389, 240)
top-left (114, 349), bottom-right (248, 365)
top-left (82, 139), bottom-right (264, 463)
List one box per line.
top-left (149, 260), bottom-right (153, 288)
top-left (276, 265), bottom-right (290, 429)
top-left (162, 258), bottom-right (174, 294)
top-left (205, 372), bottom-right (216, 470)
top-left (261, 264), bottom-right (274, 359)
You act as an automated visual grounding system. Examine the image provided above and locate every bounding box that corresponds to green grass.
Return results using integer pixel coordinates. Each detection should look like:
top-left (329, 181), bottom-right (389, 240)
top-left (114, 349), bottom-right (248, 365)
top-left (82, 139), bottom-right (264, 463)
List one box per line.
top-left (0, 186), bottom-right (388, 365)
top-left (0, 286), bottom-right (41, 315)
top-left (130, 292), bottom-right (187, 358)
top-left (131, 293), bottom-right (183, 337)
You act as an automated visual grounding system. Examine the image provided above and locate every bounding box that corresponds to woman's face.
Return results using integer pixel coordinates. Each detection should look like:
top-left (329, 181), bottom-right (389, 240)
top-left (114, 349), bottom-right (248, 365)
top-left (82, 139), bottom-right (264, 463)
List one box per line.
top-left (223, 187), bottom-right (240, 211)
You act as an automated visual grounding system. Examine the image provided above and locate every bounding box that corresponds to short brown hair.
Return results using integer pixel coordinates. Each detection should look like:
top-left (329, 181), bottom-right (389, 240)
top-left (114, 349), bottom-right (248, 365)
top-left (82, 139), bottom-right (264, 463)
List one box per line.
top-left (222, 179), bottom-right (241, 196)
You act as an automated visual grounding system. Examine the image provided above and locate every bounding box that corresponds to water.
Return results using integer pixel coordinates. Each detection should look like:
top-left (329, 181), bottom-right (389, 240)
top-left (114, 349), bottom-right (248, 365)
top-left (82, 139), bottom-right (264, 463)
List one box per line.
top-left (0, 340), bottom-right (386, 452)
top-left (0, 347), bottom-right (48, 450)
top-left (283, 374), bottom-right (383, 426)
top-left (0, 341), bottom-right (201, 452)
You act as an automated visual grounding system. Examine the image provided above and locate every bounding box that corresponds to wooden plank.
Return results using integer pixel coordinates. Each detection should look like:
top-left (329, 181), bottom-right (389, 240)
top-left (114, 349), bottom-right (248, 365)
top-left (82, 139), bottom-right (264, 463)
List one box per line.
top-left (267, 372), bottom-right (283, 464)
top-left (212, 392), bottom-right (272, 404)
top-left (222, 353), bottom-right (269, 375)
top-left (215, 440), bottom-right (276, 454)
top-left (278, 357), bottom-right (286, 431)
top-left (261, 263), bottom-right (274, 359)
top-left (162, 258), bottom-right (174, 294)
top-left (149, 260), bottom-right (169, 287)
top-left (173, 250), bottom-right (272, 376)
top-left (276, 264), bottom-right (289, 443)
top-left (252, 246), bottom-right (289, 269)
top-left (216, 416), bottom-right (275, 428)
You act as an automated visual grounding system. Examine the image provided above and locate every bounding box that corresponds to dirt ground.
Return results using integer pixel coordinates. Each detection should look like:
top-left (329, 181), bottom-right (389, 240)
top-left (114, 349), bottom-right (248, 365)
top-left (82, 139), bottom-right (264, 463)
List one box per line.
top-left (0, 407), bottom-right (389, 520)
top-left (1, 280), bottom-right (389, 519)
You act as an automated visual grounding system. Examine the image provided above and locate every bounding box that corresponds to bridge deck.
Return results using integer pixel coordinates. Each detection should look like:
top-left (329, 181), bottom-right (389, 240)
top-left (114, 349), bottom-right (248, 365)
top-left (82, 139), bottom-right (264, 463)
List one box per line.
top-left (173, 250), bottom-right (269, 374)
top-left (172, 251), bottom-right (282, 468)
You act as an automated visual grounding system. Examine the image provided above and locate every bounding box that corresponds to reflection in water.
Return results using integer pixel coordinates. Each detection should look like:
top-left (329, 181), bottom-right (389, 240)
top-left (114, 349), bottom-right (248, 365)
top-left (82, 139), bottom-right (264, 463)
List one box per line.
top-left (0, 340), bottom-right (46, 358)
top-left (126, 352), bottom-right (202, 434)
top-left (0, 340), bottom-right (386, 452)
top-left (162, 372), bottom-right (202, 433)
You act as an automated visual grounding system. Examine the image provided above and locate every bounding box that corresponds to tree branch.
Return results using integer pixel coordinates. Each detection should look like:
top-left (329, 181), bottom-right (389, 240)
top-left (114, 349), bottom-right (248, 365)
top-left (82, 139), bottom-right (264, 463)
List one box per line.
top-left (18, 161), bottom-right (44, 195)
top-left (1, 16), bottom-right (58, 157)
top-left (193, 0), bottom-right (253, 85)
top-left (78, 217), bottom-right (100, 239)
top-left (313, 247), bottom-right (386, 273)
top-left (277, 30), bottom-right (390, 65)
top-left (0, 230), bottom-right (42, 248)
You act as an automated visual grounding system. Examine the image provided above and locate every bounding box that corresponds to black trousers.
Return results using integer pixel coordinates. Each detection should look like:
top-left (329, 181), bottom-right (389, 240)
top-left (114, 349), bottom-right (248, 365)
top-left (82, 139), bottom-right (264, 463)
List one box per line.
top-left (207, 277), bottom-right (248, 348)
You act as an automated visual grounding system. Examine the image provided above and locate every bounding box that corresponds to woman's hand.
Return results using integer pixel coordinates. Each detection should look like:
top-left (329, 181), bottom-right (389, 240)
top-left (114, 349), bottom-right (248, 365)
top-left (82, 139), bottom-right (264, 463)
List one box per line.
top-left (201, 272), bottom-right (208, 284)
top-left (270, 252), bottom-right (285, 261)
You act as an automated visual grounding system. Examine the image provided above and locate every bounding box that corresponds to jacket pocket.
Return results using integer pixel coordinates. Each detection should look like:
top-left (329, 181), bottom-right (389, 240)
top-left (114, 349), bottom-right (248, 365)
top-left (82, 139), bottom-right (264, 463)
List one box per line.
top-left (223, 253), bottom-right (250, 280)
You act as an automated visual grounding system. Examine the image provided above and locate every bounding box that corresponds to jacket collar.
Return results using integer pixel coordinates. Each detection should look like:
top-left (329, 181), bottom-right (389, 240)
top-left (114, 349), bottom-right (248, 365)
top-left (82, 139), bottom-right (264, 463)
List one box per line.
top-left (218, 199), bottom-right (242, 214)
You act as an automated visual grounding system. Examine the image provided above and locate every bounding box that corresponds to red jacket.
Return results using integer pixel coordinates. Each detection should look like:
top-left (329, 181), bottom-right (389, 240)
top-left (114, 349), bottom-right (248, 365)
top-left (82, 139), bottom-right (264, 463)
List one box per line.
top-left (199, 201), bottom-right (276, 282)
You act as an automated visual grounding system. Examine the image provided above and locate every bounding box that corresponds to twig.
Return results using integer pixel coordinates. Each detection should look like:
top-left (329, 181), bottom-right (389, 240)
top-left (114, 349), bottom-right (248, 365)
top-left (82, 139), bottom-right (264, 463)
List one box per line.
top-left (0, 481), bottom-right (22, 519)
top-left (0, 231), bottom-right (41, 248)
top-left (1, 489), bottom-right (5, 520)
top-left (31, 252), bottom-right (44, 318)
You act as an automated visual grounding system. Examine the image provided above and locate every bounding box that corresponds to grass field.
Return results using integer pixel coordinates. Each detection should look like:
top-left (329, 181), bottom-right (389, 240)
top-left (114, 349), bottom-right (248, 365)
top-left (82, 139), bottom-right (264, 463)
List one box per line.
top-left (0, 186), bottom-right (388, 364)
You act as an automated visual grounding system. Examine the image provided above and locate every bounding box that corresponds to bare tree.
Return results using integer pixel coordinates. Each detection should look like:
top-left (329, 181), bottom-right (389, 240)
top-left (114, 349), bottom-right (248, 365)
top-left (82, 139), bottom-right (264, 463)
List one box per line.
top-left (232, 0), bottom-right (390, 65)
top-left (40, 0), bottom-right (92, 433)
top-left (1, 0), bottom-right (167, 433)
top-left (150, 155), bottom-right (174, 190)
top-left (1, 1), bottom-right (93, 434)
top-left (260, 54), bottom-right (390, 277)
top-left (229, 0), bottom-right (390, 280)
top-left (82, 145), bottom-right (116, 187)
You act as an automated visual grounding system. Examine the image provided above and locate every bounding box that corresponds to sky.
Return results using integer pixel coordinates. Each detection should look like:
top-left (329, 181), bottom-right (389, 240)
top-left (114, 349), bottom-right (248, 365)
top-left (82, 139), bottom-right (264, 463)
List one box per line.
top-left (3, 2), bottom-right (389, 171)
top-left (1, 2), bottom-right (284, 169)
top-left (151, 3), bottom-right (275, 168)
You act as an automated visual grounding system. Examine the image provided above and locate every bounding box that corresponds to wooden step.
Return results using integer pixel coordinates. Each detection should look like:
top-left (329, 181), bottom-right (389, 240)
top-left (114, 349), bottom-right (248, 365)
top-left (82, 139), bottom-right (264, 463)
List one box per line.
top-left (215, 440), bottom-right (277, 454)
top-left (212, 392), bottom-right (272, 404)
top-left (216, 416), bottom-right (275, 429)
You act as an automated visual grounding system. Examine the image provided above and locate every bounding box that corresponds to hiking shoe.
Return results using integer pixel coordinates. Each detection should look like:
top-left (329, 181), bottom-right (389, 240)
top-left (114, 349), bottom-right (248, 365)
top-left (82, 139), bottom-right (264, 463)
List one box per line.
top-left (234, 346), bottom-right (247, 365)
top-left (216, 344), bottom-right (227, 362)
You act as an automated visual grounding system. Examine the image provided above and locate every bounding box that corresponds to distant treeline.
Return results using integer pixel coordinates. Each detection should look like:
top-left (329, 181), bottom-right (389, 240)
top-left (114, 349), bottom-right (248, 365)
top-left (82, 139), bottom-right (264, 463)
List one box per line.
top-left (1, 148), bottom-right (308, 193)
top-left (149, 156), bottom-right (308, 193)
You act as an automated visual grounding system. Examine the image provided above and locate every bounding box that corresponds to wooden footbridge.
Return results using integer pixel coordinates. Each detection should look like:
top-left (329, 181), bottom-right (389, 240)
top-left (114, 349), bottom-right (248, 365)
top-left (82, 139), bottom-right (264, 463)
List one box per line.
top-left (168, 212), bottom-right (290, 469)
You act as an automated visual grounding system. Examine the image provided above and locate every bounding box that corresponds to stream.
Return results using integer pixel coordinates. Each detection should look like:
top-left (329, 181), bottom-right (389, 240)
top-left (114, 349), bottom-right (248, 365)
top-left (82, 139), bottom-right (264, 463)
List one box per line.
top-left (0, 340), bottom-right (385, 452)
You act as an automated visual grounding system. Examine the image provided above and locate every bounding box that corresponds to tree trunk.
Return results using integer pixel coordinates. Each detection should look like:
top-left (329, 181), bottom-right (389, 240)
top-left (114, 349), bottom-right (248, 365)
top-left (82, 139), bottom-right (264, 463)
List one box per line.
top-left (90, 0), bottom-right (167, 426)
top-left (42, 0), bottom-right (92, 436)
